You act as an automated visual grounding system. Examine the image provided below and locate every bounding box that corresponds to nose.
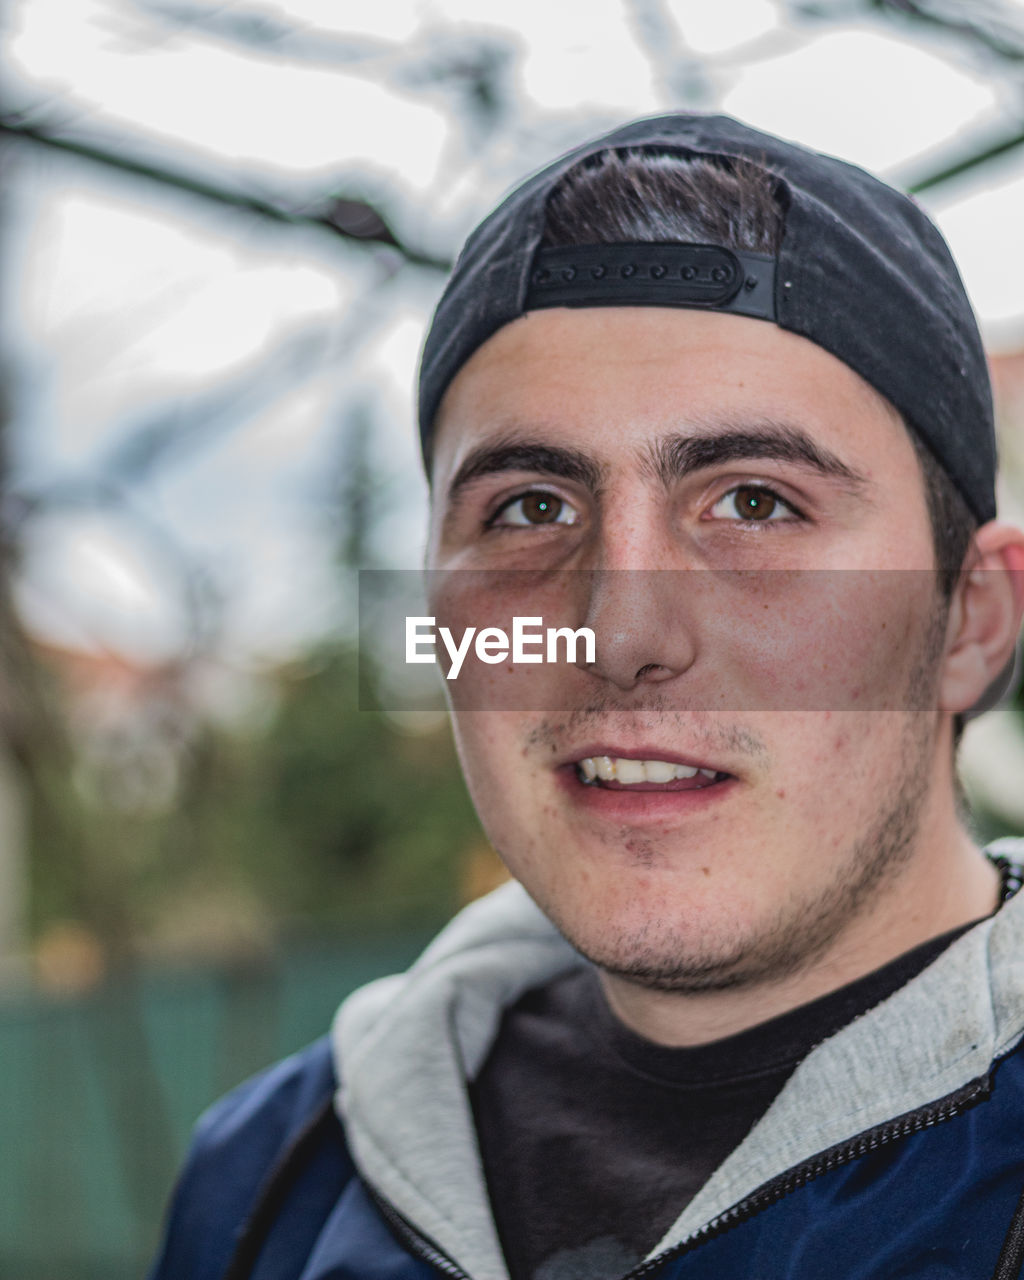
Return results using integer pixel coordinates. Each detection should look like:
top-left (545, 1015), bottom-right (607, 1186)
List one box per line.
top-left (578, 567), bottom-right (700, 691)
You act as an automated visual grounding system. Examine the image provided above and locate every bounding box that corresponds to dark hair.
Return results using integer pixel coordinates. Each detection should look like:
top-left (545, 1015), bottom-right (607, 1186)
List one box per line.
top-left (542, 150), bottom-right (783, 255)
top-left (908, 429), bottom-right (977, 601)
top-left (542, 148), bottom-right (978, 598)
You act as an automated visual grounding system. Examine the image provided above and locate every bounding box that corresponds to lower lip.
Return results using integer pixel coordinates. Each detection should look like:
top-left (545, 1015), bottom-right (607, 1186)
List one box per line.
top-left (556, 766), bottom-right (738, 820)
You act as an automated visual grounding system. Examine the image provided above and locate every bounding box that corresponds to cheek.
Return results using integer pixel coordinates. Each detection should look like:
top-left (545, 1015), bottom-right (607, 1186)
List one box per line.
top-left (766, 708), bottom-right (917, 840)
top-left (451, 713), bottom-right (587, 891)
top-left (450, 715), bottom-right (540, 849)
top-left (712, 573), bottom-right (938, 713)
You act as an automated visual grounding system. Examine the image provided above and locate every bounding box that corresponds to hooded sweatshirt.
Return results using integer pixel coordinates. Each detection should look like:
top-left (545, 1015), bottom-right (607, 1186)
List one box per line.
top-left (150, 837), bottom-right (1024, 1280)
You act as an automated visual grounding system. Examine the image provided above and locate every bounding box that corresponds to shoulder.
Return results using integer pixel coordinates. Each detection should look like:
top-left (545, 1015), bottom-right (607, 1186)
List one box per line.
top-left (149, 1036), bottom-right (354, 1280)
top-left (192, 1034), bottom-right (339, 1167)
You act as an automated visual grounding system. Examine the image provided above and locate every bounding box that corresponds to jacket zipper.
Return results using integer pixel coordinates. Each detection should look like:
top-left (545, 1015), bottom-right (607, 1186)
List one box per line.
top-left (621, 1074), bottom-right (991, 1278)
top-left (367, 1185), bottom-right (476, 1280)
top-left (370, 1074), bottom-right (991, 1280)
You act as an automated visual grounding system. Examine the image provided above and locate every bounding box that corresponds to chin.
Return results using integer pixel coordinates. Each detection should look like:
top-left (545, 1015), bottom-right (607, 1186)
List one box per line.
top-left (553, 910), bottom-right (773, 994)
top-left (515, 833), bottom-right (907, 996)
top-left (522, 867), bottom-right (773, 991)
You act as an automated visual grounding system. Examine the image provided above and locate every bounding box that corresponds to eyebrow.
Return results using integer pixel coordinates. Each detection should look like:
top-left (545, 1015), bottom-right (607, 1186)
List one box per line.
top-left (642, 421), bottom-right (870, 493)
top-left (445, 440), bottom-right (605, 507)
top-left (442, 419), bottom-right (870, 511)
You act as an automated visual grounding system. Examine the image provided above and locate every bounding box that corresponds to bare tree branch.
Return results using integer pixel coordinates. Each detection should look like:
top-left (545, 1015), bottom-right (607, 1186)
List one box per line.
top-left (138, 0), bottom-right (401, 68)
top-left (0, 115), bottom-right (452, 272)
top-left (779, 0), bottom-right (1024, 195)
top-left (786, 0), bottom-right (1024, 62)
top-left (133, 0), bottom-right (518, 146)
top-left (876, 0), bottom-right (1024, 63)
top-left (624, 0), bottom-right (716, 104)
top-left (903, 124), bottom-right (1024, 192)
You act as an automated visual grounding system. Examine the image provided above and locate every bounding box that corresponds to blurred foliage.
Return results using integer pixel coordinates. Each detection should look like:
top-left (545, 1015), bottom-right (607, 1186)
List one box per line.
top-left (26, 642), bottom-right (484, 963)
top-left (160, 645), bottom-right (482, 933)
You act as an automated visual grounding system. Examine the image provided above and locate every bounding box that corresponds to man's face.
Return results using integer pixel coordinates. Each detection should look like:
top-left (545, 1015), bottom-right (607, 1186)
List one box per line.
top-left (426, 306), bottom-right (951, 993)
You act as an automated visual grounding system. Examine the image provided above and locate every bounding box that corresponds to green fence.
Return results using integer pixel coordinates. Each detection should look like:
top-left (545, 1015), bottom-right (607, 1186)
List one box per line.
top-left (0, 928), bottom-right (437, 1279)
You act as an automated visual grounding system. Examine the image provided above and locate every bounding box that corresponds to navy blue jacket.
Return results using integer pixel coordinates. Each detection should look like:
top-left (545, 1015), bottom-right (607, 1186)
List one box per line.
top-left (149, 878), bottom-right (1024, 1280)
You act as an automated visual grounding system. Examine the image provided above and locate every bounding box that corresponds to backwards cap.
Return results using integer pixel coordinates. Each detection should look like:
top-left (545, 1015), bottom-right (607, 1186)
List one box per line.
top-left (418, 112), bottom-right (996, 524)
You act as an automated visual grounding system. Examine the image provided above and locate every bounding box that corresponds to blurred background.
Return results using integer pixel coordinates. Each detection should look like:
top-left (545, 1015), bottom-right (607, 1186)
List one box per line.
top-left (3, 0), bottom-right (1024, 1274)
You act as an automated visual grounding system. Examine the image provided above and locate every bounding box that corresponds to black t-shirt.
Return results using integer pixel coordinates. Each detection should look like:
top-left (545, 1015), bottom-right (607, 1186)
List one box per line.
top-left (469, 924), bottom-right (976, 1280)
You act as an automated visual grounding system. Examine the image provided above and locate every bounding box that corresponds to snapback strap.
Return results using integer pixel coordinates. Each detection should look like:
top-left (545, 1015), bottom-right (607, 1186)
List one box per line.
top-left (525, 243), bottom-right (776, 321)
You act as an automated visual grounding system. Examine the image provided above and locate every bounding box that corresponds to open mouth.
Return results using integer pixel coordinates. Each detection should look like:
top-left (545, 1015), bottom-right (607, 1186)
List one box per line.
top-left (575, 756), bottom-right (730, 790)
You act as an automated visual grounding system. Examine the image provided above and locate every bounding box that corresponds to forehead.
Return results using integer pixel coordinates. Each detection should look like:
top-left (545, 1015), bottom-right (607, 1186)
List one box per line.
top-left (429, 307), bottom-right (907, 484)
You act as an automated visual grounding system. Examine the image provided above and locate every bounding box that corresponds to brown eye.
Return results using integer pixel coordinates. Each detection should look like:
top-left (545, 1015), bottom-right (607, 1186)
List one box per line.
top-left (492, 492), bottom-right (578, 527)
top-left (709, 485), bottom-right (796, 524)
top-left (521, 494), bottom-right (562, 523)
top-left (734, 486), bottom-right (777, 520)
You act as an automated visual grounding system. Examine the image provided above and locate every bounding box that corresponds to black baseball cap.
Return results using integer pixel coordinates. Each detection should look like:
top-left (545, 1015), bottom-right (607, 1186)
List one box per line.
top-left (418, 112), bottom-right (996, 526)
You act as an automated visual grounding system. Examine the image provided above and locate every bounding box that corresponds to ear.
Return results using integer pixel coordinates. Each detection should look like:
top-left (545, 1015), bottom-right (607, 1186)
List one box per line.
top-left (938, 522), bottom-right (1024, 717)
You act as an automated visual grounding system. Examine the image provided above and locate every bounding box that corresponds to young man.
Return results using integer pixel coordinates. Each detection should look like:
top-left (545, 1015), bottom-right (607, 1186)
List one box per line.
top-left (151, 114), bottom-right (1024, 1280)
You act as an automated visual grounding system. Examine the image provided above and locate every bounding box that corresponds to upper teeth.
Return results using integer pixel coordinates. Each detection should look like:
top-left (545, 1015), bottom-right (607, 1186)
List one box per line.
top-left (578, 757), bottom-right (717, 783)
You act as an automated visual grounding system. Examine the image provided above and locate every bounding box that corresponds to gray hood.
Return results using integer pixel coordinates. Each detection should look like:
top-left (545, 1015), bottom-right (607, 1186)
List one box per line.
top-left (332, 839), bottom-right (1024, 1280)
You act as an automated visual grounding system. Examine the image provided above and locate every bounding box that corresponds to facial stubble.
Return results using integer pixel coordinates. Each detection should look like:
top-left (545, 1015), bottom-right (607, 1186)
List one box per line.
top-left (536, 595), bottom-right (951, 996)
